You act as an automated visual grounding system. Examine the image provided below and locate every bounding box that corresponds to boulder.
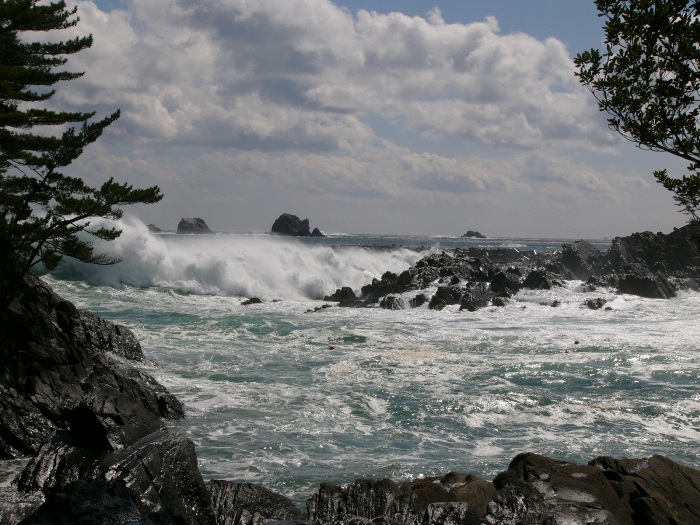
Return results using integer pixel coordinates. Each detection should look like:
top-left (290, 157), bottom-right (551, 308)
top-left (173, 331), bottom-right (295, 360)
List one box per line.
top-left (312, 227), bottom-right (325, 237)
top-left (271, 213), bottom-right (314, 236)
top-left (521, 268), bottom-right (560, 290)
top-left (380, 295), bottom-right (407, 310)
top-left (461, 230), bottom-right (486, 239)
top-left (459, 282), bottom-right (493, 312)
top-left (324, 287), bottom-right (365, 307)
top-left (585, 298), bottom-right (608, 310)
top-left (16, 429), bottom-right (215, 525)
top-left (490, 271), bottom-right (520, 297)
top-left (485, 452), bottom-right (700, 525)
top-left (147, 223), bottom-right (162, 233)
top-left (306, 472), bottom-right (496, 525)
top-left (428, 286), bottom-right (461, 310)
top-left (410, 294), bottom-right (429, 308)
top-left (177, 217), bottom-right (212, 233)
top-left (208, 480), bottom-right (304, 525)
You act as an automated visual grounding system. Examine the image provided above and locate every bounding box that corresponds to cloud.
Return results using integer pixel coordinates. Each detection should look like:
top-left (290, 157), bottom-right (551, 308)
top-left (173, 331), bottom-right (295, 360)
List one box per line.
top-left (47, 0), bottom-right (681, 237)
top-left (62, 0), bottom-right (611, 153)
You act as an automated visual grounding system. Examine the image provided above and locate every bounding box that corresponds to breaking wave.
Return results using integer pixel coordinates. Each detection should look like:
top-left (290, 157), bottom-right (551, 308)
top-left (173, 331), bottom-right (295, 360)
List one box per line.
top-left (47, 217), bottom-right (423, 300)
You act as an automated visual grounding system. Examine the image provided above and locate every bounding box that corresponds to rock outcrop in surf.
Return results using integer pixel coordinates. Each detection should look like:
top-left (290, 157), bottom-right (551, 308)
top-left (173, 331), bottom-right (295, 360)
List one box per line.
top-left (325, 223), bottom-right (700, 310)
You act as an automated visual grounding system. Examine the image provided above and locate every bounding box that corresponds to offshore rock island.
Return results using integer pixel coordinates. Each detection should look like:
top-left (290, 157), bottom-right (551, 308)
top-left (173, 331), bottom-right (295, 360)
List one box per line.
top-left (1, 224), bottom-right (700, 523)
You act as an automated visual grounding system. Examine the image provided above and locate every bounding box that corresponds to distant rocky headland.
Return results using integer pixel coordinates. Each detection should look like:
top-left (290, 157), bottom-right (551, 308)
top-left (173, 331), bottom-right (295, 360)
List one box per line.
top-left (271, 212), bottom-right (324, 237)
top-left (1, 223), bottom-right (699, 523)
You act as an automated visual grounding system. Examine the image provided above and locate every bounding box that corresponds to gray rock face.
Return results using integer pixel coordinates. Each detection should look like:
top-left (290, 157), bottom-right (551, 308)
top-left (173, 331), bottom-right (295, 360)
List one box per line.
top-left (177, 217), bottom-right (212, 233)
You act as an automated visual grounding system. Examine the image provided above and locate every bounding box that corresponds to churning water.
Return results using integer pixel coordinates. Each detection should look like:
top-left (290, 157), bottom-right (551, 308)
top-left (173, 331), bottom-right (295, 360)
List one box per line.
top-left (43, 218), bottom-right (700, 505)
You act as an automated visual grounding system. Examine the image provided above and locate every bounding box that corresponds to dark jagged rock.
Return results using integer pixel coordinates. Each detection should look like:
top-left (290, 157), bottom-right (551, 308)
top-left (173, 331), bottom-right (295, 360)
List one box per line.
top-left (616, 264), bottom-right (677, 299)
top-left (177, 217), bottom-right (212, 233)
top-left (0, 273), bottom-right (183, 459)
top-left (489, 271), bottom-right (520, 297)
top-left (16, 429), bottom-right (215, 525)
top-left (560, 240), bottom-right (602, 280)
top-left (324, 286), bottom-right (365, 307)
top-left (329, 224), bottom-right (700, 313)
top-left (410, 294), bottom-right (429, 308)
top-left (78, 309), bottom-right (144, 361)
top-left (492, 296), bottom-right (510, 307)
top-left (380, 295), bottom-right (406, 310)
top-left (585, 297), bottom-right (608, 310)
top-left (147, 223), bottom-right (162, 233)
top-left (521, 268), bottom-right (561, 290)
top-left (485, 452), bottom-right (700, 525)
top-left (306, 472), bottom-right (496, 525)
top-left (208, 480), bottom-right (304, 525)
top-left (271, 213), bottom-right (324, 237)
top-left (461, 230), bottom-right (486, 239)
top-left (242, 297), bottom-right (263, 305)
top-left (459, 282), bottom-right (493, 312)
top-left (428, 286), bottom-right (461, 310)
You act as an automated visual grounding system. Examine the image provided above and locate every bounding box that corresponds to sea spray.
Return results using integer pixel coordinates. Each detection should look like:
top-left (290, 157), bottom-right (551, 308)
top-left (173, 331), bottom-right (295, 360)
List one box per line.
top-left (48, 217), bottom-right (424, 300)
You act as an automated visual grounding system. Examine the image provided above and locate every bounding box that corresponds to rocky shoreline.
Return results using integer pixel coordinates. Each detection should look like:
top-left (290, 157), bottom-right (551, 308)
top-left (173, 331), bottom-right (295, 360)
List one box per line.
top-left (323, 223), bottom-right (700, 310)
top-left (1, 225), bottom-right (699, 524)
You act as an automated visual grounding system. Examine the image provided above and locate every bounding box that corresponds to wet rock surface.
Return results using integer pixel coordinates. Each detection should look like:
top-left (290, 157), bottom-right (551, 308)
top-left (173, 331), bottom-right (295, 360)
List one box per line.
top-left (0, 273), bottom-right (183, 459)
top-left (325, 224), bottom-right (700, 311)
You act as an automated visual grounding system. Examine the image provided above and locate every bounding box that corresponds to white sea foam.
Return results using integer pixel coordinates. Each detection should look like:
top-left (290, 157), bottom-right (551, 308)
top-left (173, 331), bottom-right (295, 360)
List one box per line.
top-left (49, 217), bottom-right (422, 300)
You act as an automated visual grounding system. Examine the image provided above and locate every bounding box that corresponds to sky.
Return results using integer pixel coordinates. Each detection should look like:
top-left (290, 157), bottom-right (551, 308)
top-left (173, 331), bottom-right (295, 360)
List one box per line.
top-left (46, 0), bottom-right (690, 238)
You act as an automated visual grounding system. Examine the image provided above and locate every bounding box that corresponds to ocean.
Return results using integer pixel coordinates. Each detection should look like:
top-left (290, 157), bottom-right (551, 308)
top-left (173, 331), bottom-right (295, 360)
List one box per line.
top-left (42, 218), bottom-right (700, 506)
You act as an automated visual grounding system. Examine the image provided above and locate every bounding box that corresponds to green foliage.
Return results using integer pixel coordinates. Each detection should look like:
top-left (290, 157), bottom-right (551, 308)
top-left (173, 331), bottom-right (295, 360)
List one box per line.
top-left (575, 0), bottom-right (700, 221)
top-left (0, 1), bottom-right (162, 302)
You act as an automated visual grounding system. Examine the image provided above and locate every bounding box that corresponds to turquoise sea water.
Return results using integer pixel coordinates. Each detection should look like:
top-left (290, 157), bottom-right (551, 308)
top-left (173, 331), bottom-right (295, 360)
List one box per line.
top-left (43, 219), bottom-right (700, 505)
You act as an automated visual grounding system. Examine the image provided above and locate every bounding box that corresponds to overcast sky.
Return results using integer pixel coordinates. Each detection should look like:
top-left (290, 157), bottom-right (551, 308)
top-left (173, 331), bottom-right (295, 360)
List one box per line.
top-left (54, 0), bottom-right (689, 238)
